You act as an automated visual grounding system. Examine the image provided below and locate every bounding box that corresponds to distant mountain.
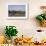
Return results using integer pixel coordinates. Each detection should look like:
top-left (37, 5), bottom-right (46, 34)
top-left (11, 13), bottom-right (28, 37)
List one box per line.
top-left (8, 10), bottom-right (25, 14)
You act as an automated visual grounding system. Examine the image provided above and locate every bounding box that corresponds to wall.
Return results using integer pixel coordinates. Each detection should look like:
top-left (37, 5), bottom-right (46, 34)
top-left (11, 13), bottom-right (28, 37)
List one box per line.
top-left (0, 0), bottom-right (46, 41)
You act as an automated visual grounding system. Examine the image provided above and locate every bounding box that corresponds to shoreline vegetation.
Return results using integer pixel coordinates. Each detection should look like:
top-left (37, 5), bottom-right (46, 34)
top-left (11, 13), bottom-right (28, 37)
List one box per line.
top-left (8, 10), bottom-right (25, 17)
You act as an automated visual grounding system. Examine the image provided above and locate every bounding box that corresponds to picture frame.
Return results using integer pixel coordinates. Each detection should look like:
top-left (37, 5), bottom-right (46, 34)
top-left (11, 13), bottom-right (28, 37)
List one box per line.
top-left (7, 3), bottom-right (28, 19)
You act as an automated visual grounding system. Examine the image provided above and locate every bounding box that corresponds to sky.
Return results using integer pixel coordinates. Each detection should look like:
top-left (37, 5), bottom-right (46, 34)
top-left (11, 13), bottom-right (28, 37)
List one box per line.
top-left (8, 5), bottom-right (25, 11)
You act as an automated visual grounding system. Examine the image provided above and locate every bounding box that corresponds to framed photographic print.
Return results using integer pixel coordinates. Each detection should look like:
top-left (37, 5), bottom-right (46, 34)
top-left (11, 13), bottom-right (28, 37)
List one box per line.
top-left (7, 3), bottom-right (28, 19)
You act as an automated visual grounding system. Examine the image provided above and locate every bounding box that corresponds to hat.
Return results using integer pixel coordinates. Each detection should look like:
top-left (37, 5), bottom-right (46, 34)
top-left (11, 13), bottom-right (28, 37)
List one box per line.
top-left (40, 6), bottom-right (46, 9)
